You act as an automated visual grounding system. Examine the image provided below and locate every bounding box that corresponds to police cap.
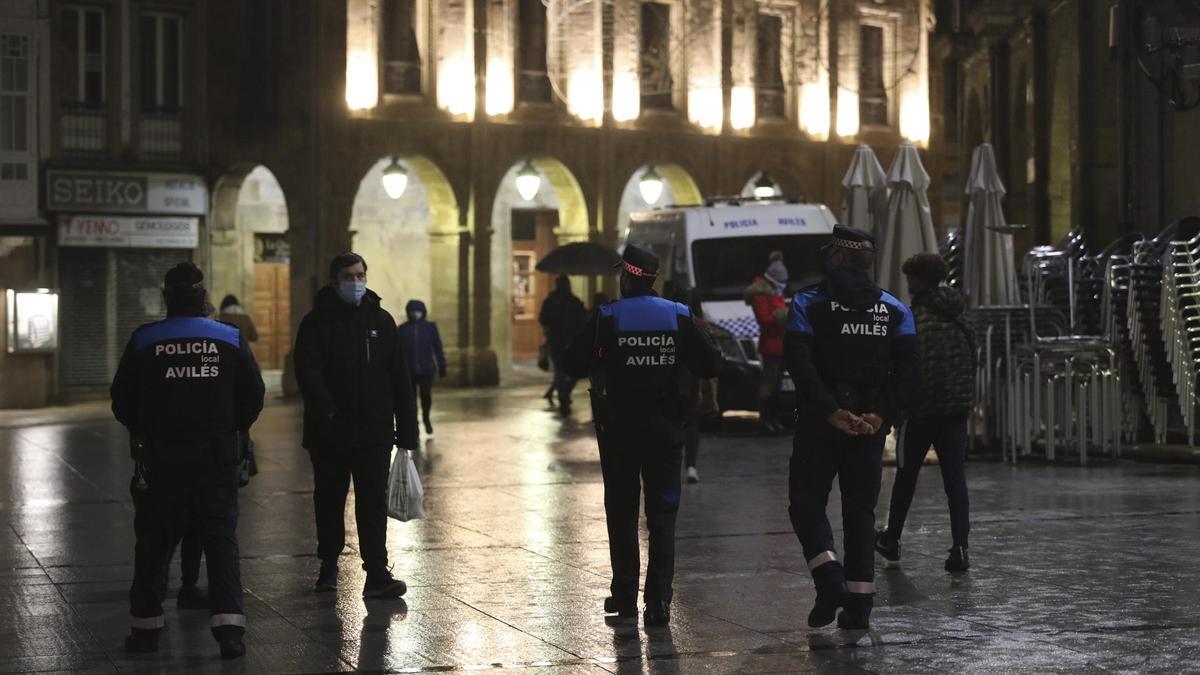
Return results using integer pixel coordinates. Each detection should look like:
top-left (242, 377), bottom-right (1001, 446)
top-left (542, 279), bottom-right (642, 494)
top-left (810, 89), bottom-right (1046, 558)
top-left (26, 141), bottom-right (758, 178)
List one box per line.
top-left (824, 224), bottom-right (875, 252)
top-left (163, 262), bottom-right (205, 291)
top-left (616, 244), bottom-right (659, 279)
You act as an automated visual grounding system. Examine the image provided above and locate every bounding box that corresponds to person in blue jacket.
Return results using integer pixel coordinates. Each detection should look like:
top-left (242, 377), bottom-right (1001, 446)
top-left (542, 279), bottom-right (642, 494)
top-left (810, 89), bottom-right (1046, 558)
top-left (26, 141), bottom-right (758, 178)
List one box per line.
top-left (398, 299), bottom-right (447, 436)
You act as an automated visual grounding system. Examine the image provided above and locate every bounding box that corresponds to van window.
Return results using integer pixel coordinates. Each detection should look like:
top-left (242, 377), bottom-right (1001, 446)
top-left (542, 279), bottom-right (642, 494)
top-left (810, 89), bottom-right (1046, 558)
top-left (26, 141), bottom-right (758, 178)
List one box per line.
top-left (691, 234), bottom-right (829, 301)
top-left (626, 220), bottom-right (690, 287)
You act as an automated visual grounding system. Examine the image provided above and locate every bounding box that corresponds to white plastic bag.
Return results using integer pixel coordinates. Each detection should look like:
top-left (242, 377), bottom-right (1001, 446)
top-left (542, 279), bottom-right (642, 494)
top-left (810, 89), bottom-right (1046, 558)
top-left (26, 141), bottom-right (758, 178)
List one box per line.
top-left (386, 448), bottom-right (425, 521)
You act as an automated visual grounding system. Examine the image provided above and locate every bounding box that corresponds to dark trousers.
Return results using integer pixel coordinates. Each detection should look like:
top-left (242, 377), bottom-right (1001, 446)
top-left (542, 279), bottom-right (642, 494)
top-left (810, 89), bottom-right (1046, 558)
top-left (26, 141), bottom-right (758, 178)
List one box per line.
top-left (309, 445), bottom-right (391, 573)
top-left (414, 375), bottom-right (433, 424)
top-left (886, 414), bottom-right (971, 548)
top-left (164, 517), bottom-right (203, 588)
top-left (788, 421), bottom-right (885, 593)
top-left (130, 456), bottom-right (243, 639)
top-left (599, 413), bottom-right (683, 606)
top-left (552, 362), bottom-right (578, 409)
top-left (684, 417), bottom-right (700, 469)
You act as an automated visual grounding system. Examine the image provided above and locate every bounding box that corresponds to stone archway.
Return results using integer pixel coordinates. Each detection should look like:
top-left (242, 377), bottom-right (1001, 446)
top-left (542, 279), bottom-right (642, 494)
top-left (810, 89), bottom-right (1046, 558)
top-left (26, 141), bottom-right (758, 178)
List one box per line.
top-left (489, 156), bottom-right (591, 372)
top-left (616, 162), bottom-right (702, 244)
top-left (348, 155), bottom-right (465, 379)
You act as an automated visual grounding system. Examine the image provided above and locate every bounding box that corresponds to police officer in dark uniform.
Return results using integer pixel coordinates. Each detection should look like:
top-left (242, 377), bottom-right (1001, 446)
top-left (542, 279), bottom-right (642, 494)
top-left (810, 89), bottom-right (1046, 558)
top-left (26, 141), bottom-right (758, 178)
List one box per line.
top-left (566, 245), bottom-right (721, 626)
top-left (783, 225), bottom-right (918, 630)
top-left (111, 263), bottom-right (265, 659)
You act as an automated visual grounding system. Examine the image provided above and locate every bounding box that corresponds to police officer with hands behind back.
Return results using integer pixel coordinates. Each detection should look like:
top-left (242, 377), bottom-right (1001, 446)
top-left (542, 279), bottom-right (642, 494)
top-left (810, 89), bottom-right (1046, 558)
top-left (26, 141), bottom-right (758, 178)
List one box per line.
top-left (783, 225), bottom-right (918, 631)
top-left (565, 245), bottom-right (721, 627)
top-left (111, 262), bottom-right (265, 659)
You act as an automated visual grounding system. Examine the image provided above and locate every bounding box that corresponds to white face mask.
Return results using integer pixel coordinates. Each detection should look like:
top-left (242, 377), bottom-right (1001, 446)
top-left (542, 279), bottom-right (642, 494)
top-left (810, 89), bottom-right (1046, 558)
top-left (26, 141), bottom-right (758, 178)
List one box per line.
top-left (336, 281), bottom-right (366, 305)
top-left (412, 311), bottom-right (424, 320)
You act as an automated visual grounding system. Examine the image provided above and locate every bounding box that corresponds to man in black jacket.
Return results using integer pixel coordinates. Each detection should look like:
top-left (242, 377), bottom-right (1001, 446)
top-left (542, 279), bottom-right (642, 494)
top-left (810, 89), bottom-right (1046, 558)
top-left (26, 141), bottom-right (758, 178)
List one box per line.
top-left (565, 246), bottom-right (721, 627)
top-left (111, 262), bottom-right (264, 659)
top-left (783, 225), bottom-right (918, 631)
top-left (294, 252), bottom-right (419, 598)
top-left (539, 275), bottom-right (588, 415)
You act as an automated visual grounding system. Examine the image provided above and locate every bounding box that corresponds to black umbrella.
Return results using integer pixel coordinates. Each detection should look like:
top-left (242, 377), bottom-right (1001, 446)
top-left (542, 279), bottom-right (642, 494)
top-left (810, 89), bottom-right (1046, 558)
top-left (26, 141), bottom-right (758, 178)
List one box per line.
top-left (535, 242), bottom-right (622, 275)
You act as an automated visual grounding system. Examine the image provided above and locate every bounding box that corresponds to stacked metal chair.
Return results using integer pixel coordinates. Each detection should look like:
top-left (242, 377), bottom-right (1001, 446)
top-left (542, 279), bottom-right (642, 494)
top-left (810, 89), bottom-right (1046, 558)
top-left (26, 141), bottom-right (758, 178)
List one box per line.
top-left (1125, 225), bottom-right (1184, 445)
top-left (941, 229), bottom-right (964, 291)
top-left (1160, 217), bottom-right (1200, 446)
top-left (1099, 234), bottom-right (1146, 444)
top-left (1005, 229), bottom-right (1122, 464)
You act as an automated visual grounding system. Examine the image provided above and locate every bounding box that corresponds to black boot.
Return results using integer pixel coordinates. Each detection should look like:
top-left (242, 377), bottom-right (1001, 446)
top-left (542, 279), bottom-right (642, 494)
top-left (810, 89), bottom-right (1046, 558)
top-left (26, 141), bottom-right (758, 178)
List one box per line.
top-left (643, 599), bottom-right (670, 627)
top-left (945, 546), bottom-right (970, 573)
top-left (807, 561), bottom-right (847, 628)
top-left (604, 596), bottom-right (636, 618)
top-left (314, 558), bottom-right (338, 592)
top-left (218, 635), bottom-right (246, 659)
top-left (836, 593), bottom-right (873, 630)
top-left (123, 629), bottom-right (160, 653)
top-left (874, 530), bottom-right (901, 565)
top-left (363, 569), bottom-right (407, 598)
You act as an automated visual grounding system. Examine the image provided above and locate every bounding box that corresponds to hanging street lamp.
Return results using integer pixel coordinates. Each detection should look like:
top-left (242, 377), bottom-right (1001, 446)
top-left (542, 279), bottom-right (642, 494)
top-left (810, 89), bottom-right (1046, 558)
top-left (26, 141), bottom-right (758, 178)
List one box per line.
top-left (382, 157), bottom-right (408, 200)
top-left (638, 165), bottom-right (664, 205)
top-left (753, 172), bottom-right (780, 199)
top-left (515, 160), bottom-right (542, 202)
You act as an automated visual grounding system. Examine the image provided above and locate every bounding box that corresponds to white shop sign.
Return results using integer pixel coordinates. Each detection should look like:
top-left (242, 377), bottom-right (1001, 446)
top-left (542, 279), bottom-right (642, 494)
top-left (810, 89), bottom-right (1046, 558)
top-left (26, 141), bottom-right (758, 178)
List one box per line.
top-left (58, 215), bottom-right (199, 249)
top-left (46, 170), bottom-right (208, 215)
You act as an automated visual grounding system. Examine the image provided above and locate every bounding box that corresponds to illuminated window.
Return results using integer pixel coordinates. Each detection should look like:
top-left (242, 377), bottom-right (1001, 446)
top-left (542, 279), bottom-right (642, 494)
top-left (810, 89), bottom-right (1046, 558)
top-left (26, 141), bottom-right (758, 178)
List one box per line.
top-left (139, 13), bottom-right (182, 113)
top-left (381, 0), bottom-right (421, 95)
top-left (518, 0), bottom-right (551, 102)
top-left (859, 24), bottom-right (887, 126)
top-left (640, 2), bottom-right (673, 111)
top-left (756, 13), bottom-right (785, 119)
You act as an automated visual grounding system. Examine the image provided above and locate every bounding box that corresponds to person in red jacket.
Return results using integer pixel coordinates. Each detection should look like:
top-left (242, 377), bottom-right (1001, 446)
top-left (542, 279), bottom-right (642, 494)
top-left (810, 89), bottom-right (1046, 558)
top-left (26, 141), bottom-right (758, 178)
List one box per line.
top-left (745, 251), bottom-right (790, 434)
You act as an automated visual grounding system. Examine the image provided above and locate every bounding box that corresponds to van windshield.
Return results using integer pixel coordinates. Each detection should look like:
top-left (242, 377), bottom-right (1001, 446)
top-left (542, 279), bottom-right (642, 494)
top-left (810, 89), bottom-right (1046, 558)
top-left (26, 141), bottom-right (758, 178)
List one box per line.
top-left (691, 234), bottom-right (830, 301)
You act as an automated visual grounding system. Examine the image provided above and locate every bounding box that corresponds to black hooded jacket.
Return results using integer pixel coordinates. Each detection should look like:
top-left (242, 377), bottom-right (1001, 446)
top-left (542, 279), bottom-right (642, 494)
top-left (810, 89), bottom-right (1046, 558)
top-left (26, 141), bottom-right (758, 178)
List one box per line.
top-left (294, 286), bottom-right (419, 450)
top-left (910, 286), bottom-right (975, 417)
top-left (398, 300), bottom-right (447, 379)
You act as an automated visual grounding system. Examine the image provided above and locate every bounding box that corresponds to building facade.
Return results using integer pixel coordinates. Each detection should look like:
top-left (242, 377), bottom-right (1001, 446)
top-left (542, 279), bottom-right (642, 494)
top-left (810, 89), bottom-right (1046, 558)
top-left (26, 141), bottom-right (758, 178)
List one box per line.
top-left (0, 0), bottom-right (936, 405)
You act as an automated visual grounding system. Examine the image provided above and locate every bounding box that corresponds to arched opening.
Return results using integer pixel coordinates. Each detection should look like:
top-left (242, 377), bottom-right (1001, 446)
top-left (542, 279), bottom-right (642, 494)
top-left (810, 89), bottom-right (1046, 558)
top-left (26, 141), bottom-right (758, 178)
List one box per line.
top-left (616, 163), bottom-right (702, 243)
top-left (209, 165), bottom-right (291, 372)
top-left (1048, 44), bottom-right (1074, 243)
top-left (489, 157), bottom-right (590, 371)
top-left (348, 155), bottom-right (463, 375)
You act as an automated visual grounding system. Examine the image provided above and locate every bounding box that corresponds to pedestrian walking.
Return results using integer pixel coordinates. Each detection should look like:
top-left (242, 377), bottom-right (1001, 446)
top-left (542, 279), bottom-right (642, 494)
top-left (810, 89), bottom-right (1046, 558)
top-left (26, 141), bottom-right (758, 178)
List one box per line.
top-left (745, 251), bottom-right (790, 435)
top-left (876, 253), bottom-right (973, 573)
top-left (674, 288), bottom-right (719, 484)
top-left (398, 300), bottom-right (447, 436)
top-left (566, 245), bottom-right (721, 626)
top-left (293, 252), bottom-right (419, 599)
top-left (111, 262), bottom-right (265, 659)
top-left (783, 225), bottom-right (918, 630)
top-left (216, 295), bottom-right (259, 343)
top-left (539, 275), bottom-right (588, 415)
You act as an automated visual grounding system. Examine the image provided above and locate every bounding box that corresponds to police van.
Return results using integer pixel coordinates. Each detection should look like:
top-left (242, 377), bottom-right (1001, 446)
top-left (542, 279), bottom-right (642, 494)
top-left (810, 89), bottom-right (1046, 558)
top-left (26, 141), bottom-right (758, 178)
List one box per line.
top-left (623, 198), bottom-right (837, 414)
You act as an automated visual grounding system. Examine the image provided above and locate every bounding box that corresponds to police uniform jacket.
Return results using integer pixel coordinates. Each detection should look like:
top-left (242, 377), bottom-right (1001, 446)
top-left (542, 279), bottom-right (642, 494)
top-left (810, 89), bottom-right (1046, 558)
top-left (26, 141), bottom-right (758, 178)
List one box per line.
top-left (565, 290), bottom-right (721, 419)
top-left (110, 313), bottom-right (265, 462)
top-left (293, 286), bottom-right (420, 451)
top-left (783, 271), bottom-right (919, 428)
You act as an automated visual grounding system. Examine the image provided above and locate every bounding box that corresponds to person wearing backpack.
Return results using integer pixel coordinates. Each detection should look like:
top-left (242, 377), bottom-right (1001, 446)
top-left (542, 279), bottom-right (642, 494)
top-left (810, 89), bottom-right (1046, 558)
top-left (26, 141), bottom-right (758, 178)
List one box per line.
top-left (875, 253), bottom-right (974, 574)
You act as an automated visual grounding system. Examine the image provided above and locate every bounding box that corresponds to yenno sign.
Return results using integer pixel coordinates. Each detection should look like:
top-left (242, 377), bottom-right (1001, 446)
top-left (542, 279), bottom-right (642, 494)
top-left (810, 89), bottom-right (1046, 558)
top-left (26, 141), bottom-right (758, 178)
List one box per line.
top-left (58, 215), bottom-right (199, 249)
top-left (46, 170), bottom-right (208, 215)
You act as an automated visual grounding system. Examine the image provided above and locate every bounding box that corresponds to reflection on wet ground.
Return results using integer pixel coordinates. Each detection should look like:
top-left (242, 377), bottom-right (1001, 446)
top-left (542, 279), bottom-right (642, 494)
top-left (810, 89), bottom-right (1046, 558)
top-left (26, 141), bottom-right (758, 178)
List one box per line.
top-left (2, 383), bottom-right (1200, 673)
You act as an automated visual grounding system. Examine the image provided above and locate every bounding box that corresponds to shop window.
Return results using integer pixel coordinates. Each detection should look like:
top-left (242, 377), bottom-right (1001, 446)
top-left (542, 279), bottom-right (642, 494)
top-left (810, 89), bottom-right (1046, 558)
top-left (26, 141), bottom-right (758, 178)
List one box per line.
top-left (60, 6), bottom-right (105, 108)
top-left (640, 2), bottom-right (673, 110)
top-left (511, 251), bottom-right (535, 320)
top-left (517, 0), bottom-right (551, 102)
top-left (381, 0), bottom-right (421, 95)
top-left (756, 13), bottom-right (786, 119)
top-left (859, 24), bottom-right (887, 126)
top-left (139, 13), bottom-right (182, 113)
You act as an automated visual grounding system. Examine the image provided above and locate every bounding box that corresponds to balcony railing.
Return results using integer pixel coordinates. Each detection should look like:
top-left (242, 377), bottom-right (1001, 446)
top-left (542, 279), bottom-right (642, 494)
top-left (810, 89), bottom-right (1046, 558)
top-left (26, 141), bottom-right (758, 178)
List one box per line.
top-left (138, 111), bottom-right (183, 159)
top-left (60, 103), bottom-right (107, 155)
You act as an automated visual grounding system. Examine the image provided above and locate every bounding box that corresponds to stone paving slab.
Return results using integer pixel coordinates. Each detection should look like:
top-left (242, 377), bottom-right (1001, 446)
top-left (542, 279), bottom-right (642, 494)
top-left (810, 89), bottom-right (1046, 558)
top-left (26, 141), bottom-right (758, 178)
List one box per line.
top-left (3, 383), bottom-right (1200, 673)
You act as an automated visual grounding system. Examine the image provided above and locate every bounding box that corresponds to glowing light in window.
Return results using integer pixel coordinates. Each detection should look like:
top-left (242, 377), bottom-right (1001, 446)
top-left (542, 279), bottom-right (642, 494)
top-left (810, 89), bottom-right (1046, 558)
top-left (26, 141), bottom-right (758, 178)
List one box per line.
top-left (568, 68), bottom-right (603, 123)
top-left (799, 82), bottom-right (830, 140)
top-left (345, 50), bottom-right (378, 110)
top-left (836, 90), bottom-right (859, 138)
top-left (730, 86), bottom-right (755, 130)
top-left (612, 72), bottom-right (639, 122)
top-left (688, 87), bottom-right (722, 132)
top-left (438, 58), bottom-right (475, 117)
top-left (485, 58), bottom-right (514, 116)
top-left (900, 89), bottom-right (931, 146)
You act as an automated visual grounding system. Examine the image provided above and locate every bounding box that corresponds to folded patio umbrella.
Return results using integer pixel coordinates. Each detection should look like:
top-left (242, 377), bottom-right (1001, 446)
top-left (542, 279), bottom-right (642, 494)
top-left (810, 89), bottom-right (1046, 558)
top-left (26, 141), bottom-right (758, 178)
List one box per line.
top-left (963, 143), bottom-right (1020, 307)
top-left (841, 144), bottom-right (888, 237)
top-left (535, 242), bottom-right (622, 275)
top-left (876, 142), bottom-right (938, 303)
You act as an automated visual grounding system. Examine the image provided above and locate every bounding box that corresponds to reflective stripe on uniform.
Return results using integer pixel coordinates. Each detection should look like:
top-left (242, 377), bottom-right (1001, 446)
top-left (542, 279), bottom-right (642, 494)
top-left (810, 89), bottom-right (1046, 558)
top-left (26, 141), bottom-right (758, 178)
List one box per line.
top-left (807, 551), bottom-right (838, 570)
top-left (846, 581), bottom-right (875, 594)
top-left (210, 613), bottom-right (246, 628)
top-left (129, 614), bottom-right (165, 630)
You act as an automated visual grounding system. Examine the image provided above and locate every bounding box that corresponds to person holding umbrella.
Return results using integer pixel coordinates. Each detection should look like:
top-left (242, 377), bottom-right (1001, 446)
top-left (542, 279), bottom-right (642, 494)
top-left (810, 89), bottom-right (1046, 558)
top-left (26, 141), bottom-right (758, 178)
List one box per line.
top-left (539, 276), bottom-right (588, 415)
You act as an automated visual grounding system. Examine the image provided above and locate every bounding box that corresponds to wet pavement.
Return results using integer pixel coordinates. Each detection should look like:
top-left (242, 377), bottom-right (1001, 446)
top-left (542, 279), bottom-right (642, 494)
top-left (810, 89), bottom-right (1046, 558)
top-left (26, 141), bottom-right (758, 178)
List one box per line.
top-left (3, 382), bottom-right (1200, 674)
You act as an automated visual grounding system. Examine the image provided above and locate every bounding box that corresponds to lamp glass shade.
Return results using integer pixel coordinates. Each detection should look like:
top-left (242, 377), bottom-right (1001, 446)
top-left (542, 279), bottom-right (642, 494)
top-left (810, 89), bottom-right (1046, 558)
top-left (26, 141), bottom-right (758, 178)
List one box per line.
top-left (639, 166), bottom-right (664, 205)
top-left (382, 159), bottom-right (408, 200)
top-left (516, 161), bottom-right (542, 201)
top-left (753, 172), bottom-right (779, 199)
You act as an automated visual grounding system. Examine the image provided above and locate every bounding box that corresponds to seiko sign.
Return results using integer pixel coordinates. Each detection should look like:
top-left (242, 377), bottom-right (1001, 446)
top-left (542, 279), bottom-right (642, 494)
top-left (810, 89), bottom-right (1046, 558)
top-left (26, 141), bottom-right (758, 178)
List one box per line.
top-left (46, 170), bottom-right (207, 215)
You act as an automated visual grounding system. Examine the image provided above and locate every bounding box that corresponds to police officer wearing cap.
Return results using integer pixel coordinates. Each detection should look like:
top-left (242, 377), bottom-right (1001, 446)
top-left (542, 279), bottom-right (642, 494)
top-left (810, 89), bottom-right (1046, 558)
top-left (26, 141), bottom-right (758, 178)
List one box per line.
top-left (565, 245), bottom-right (721, 627)
top-left (783, 225), bottom-right (918, 630)
top-left (111, 263), bottom-right (265, 659)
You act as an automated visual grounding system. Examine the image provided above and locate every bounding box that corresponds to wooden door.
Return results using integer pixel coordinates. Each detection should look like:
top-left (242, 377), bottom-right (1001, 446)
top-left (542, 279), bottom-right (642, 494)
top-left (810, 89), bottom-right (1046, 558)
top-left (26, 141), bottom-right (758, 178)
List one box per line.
top-left (252, 262), bottom-right (290, 370)
top-left (511, 210), bottom-right (558, 362)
